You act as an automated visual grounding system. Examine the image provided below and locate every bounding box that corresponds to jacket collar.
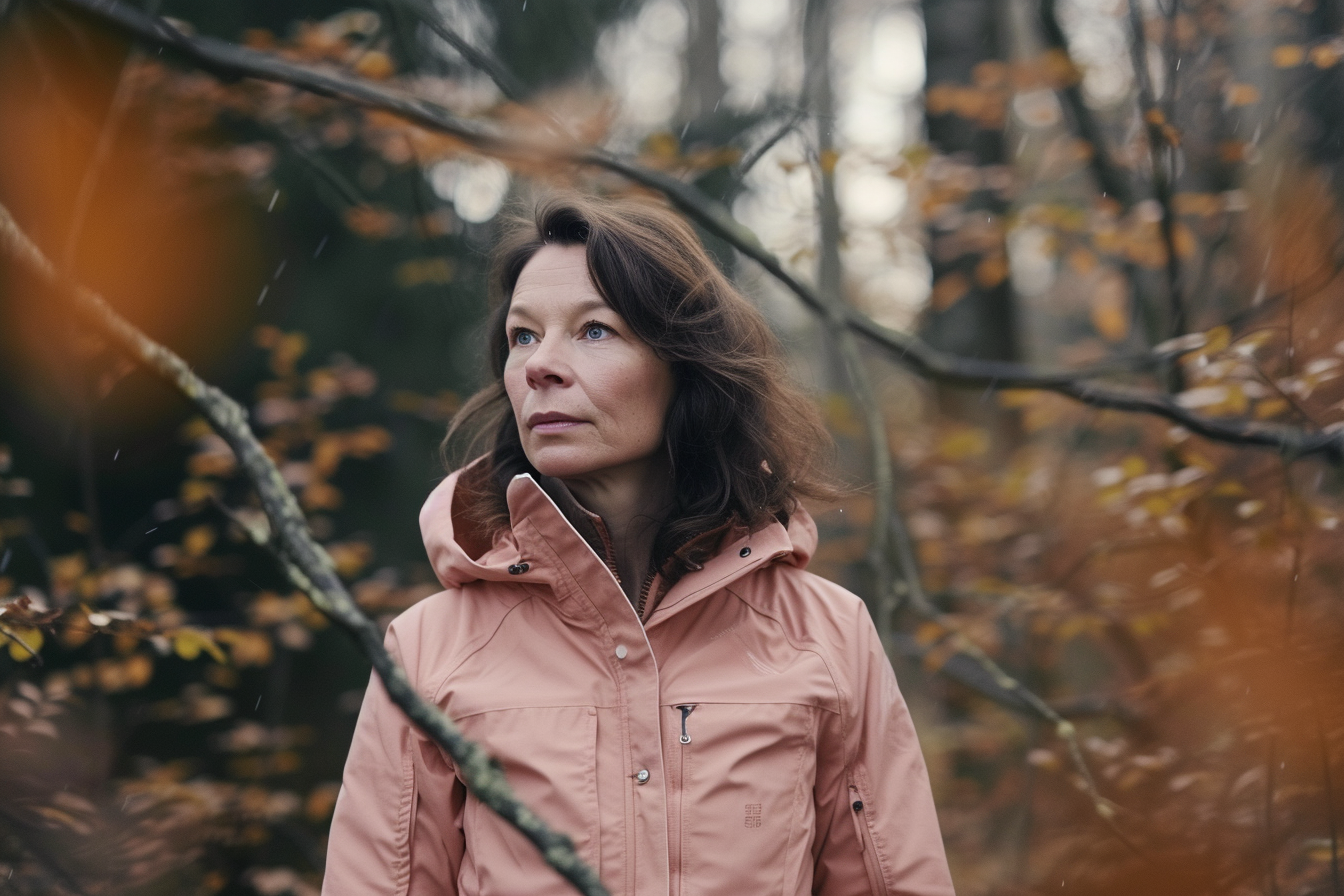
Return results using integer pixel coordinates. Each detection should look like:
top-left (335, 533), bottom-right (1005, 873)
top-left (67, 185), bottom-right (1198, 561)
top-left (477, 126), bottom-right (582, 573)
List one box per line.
top-left (419, 470), bottom-right (817, 625)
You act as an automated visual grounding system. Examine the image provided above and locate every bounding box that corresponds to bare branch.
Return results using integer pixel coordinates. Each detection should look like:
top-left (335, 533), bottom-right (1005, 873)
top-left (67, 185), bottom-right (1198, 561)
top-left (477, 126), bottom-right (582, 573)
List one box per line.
top-left (389, 0), bottom-right (530, 102)
top-left (49, 0), bottom-right (1344, 464)
top-left (733, 108), bottom-right (805, 184)
top-left (1126, 0), bottom-right (1188, 342)
top-left (1039, 0), bottom-right (1134, 208)
top-left (883, 499), bottom-right (1137, 839)
top-left (0, 202), bottom-right (607, 896)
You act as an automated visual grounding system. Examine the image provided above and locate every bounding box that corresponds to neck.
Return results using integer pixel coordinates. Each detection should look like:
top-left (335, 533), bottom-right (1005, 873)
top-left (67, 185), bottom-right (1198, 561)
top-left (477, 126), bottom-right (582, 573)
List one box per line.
top-left (563, 453), bottom-right (673, 595)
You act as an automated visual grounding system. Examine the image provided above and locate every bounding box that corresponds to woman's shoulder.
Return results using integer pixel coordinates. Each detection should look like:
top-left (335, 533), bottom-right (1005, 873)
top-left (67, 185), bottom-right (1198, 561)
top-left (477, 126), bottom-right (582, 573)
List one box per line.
top-left (730, 562), bottom-right (875, 646)
top-left (383, 581), bottom-right (534, 694)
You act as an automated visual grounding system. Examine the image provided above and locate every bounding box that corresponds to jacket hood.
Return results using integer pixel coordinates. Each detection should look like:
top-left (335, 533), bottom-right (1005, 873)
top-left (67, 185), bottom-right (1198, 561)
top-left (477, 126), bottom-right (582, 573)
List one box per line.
top-left (419, 469), bottom-right (817, 608)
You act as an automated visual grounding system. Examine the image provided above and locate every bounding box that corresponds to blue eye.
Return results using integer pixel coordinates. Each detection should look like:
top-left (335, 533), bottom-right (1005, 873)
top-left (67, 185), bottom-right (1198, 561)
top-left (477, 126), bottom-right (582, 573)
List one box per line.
top-left (512, 330), bottom-right (536, 347)
top-left (584, 324), bottom-right (609, 340)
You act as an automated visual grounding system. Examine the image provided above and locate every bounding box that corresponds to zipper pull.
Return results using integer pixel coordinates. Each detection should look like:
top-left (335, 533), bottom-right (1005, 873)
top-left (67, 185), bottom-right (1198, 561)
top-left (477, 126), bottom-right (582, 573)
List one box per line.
top-left (676, 704), bottom-right (696, 744)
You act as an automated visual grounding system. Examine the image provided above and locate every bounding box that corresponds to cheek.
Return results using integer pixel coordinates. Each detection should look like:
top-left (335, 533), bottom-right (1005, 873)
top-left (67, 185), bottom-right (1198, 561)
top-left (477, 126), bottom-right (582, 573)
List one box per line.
top-left (602, 356), bottom-right (674, 437)
top-left (502, 363), bottom-right (527, 412)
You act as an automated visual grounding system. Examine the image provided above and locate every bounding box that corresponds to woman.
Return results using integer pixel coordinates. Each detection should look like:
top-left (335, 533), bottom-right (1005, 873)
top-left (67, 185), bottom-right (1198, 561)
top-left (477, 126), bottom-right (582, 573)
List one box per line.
top-left (324, 195), bottom-right (954, 896)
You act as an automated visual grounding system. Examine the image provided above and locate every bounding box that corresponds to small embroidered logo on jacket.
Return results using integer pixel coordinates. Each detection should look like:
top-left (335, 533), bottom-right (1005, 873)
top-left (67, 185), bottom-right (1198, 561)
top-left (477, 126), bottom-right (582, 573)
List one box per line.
top-left (744, 803), bottom-right (763, 828)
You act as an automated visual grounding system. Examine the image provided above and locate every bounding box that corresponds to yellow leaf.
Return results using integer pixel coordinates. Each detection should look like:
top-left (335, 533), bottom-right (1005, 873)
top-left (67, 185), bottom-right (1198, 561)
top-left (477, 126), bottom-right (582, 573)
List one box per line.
top-left (1120, 455), bottom-right (1148, 478)
top-left (921, 640), bottom-right (960, 674)
top-left (353, 50), bottom-right (395, 80)
top-left (1226, 83), bottom-right (1260, 106)
top-left (1255, 397), bottom-right (1289, 419)
top-left (394, 257), bottom-right (454, 288)
top-left (1091, 272), bottom-right (1130, 342)
top-left (1068, 247), bottom-right (1097, 275)
top-left (123, 653), bottom-right (154, 689)
top-left (6, 626), bottom-right (42, 662)
top-left (182, 525), bottom-right (216, 559)
top-left (974, 253), bottom-right (1009, 287)
top-left (931, 272), bottom-right (969, 311)
top-left (914, 622), bottom-right (946, 646)
top-left (938, 427), bottom-right (990, 460)
top-left (1272, 44), bottom-right (1305, 67)
top-left (819, 149), bottom-right (840, 174)
top-left (644, 132), bottom-right (680, 159)
top-left (173, 629), bottom-right (226, 664)
top-left (1172, 223), bottom-right (1197, 258)
top-left (1310, 45), bottom-right (1340, 68)
top-left (1203, 325), bottom-right (1231, 354)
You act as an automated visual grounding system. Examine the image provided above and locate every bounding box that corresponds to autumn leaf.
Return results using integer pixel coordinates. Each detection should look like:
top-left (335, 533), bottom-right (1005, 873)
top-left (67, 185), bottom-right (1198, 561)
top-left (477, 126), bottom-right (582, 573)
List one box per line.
top-left (5, 625), bottom-right (42, 661)
top-left (173, 628), bottom-right (227, 664)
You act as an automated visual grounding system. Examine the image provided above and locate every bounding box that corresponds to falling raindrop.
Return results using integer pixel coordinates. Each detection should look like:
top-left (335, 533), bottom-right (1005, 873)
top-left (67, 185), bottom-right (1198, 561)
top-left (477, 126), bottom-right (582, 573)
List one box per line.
top-left (113, 449), bottom-right (120, 461)
top-left (273, 259), bottom-right (287, 279)
top-left (255, 695), bottom-right (263, 710)
top-left (314, 236), bottom-right (328, 258)
top-left (257, 285), bottom-right (269, 306)
top-left (267, 189), bottom-right (279, 212)
top-left (145, 527), bottom-right (157, 535)
top-left (0, 548), bottom-right (10, 572)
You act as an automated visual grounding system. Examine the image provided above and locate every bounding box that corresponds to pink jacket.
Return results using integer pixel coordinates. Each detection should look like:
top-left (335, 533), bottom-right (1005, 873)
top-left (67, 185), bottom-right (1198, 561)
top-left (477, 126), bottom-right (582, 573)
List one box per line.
top-left (323, 472), bottom-right (954, 896)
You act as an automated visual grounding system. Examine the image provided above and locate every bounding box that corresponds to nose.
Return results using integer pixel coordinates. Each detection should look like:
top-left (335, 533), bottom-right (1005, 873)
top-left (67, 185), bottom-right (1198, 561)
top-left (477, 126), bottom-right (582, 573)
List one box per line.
top-left (523, 335), bottom-right (572, 389)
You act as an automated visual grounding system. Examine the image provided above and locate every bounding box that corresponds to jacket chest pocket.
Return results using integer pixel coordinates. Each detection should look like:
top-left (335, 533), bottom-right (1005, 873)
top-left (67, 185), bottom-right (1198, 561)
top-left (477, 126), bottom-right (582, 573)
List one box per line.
top-left (456, 705), bottom-right (600, 896)
top-left (663, 702), bottom-right (818, 896)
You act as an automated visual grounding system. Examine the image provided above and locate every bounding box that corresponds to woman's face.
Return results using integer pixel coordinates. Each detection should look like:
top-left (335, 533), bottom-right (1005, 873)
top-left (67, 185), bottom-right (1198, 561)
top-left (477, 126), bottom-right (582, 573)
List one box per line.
top-left (503, 244), bottom-right (676, 483)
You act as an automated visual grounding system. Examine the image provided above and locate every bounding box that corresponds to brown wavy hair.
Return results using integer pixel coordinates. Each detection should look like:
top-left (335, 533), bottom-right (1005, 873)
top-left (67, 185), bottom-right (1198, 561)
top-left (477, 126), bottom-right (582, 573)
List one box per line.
top-left (445, 192), bottom-right (837, 580)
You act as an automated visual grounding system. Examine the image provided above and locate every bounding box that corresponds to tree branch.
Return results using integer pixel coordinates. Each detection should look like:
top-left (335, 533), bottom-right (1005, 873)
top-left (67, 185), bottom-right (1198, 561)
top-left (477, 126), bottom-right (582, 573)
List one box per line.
top-left (1126, 0), bottom-right (1187, 344)
top-left (1038, 0), bottom-right (1134, 208)
top-left (0, 202), bottom-right (607, 896)
top-left (388, 0), bottom-right (530, 102)
top-left (48, 0), bottom-right (1344, 464)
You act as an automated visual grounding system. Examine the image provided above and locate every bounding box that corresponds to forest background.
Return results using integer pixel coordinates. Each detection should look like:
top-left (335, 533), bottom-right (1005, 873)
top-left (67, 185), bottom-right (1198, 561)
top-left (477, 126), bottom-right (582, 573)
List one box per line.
top-left (2, 0), bottom-right (1343, 892)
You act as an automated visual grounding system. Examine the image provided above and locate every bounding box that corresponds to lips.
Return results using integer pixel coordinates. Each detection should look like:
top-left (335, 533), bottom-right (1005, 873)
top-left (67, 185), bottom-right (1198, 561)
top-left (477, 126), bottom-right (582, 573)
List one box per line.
top-left (527, 411), bottom-right (586, 432)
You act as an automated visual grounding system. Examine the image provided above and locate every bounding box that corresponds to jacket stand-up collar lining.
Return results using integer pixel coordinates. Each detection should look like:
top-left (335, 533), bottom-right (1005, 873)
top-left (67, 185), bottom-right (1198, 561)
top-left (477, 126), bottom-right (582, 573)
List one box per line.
top-left (418, 470), bottom-right (818, 626)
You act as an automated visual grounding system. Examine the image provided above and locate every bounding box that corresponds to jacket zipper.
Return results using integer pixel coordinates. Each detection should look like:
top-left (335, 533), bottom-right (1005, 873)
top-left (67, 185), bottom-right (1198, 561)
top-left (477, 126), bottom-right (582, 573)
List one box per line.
top-left (521, 474), bottom-right (664, 896)
top-left (849, 781), bottom-right (889, 896)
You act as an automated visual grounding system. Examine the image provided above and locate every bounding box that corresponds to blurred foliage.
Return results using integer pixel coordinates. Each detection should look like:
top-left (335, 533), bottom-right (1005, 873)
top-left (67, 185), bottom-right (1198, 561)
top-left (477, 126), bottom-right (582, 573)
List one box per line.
top-left (2, 0), bottom-right (1344, 893)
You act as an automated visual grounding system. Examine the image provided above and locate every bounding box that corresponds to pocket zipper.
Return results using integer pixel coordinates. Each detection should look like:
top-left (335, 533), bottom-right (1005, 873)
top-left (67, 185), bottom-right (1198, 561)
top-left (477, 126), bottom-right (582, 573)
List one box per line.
top-left (849, 781), bottom-right (889, 895)
top-left (675, 704), bottom-right (696, 744)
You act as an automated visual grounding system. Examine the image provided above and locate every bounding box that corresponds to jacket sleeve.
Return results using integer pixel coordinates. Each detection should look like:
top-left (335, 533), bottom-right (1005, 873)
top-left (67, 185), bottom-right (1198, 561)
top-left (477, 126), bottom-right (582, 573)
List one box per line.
top-left (812, 602), bottom-right (955, 896)
top-left (322, 623), bottom-right (466, 896)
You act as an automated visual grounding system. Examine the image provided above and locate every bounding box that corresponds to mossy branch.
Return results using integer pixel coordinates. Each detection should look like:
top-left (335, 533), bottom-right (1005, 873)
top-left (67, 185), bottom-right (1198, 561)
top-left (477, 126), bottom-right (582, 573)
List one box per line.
top-left (0, 201), bottom-right (608, 896)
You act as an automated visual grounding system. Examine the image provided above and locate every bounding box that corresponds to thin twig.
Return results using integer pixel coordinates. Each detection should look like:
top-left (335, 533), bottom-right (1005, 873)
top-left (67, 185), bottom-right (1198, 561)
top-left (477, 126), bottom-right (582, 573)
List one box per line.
top-left (1317, 707), bottom-right (1343, 896)
top-left (0, 622), bottom-right (42, 665)
top-left (733, 108), bottom-right (804, 184)
top-left (1038, 0), bottom-right (1133, 207)
top-left (1126, 0), bottom-right (1187, 346)
top-left (390, 0), bottom-right (529, 102)
top-left (0, 202), bottom-right (607, 896)
top-left (883, 489), bottom-right (1137, 840)
top-left (803, 0), bottom-right (897, 645)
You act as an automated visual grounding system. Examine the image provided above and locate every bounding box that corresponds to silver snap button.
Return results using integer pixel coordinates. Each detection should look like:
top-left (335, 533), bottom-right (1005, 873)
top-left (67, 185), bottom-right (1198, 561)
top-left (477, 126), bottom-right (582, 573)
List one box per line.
top-left (615, 645), bottom-right (628, 659)
top-left (635, 769), bottom-right (650, 784)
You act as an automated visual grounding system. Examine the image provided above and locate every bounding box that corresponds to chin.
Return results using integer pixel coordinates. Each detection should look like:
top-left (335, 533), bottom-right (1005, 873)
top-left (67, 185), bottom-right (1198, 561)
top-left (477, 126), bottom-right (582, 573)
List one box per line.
top-left (526, 447), bottom-right (605, 480)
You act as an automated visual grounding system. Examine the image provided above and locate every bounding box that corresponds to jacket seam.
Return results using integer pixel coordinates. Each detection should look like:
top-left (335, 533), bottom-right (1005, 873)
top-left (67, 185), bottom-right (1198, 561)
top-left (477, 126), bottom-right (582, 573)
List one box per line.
top-left (655, 699), bottom-right (838, 712)
top-left (427, 586), bottom-right (543, 705)
top-left (393, 733), bottom-right (416, 896)
top-left (722, 585), bottom-right (847, 724)
top-left (448, 702), bottom-right (620, 722)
